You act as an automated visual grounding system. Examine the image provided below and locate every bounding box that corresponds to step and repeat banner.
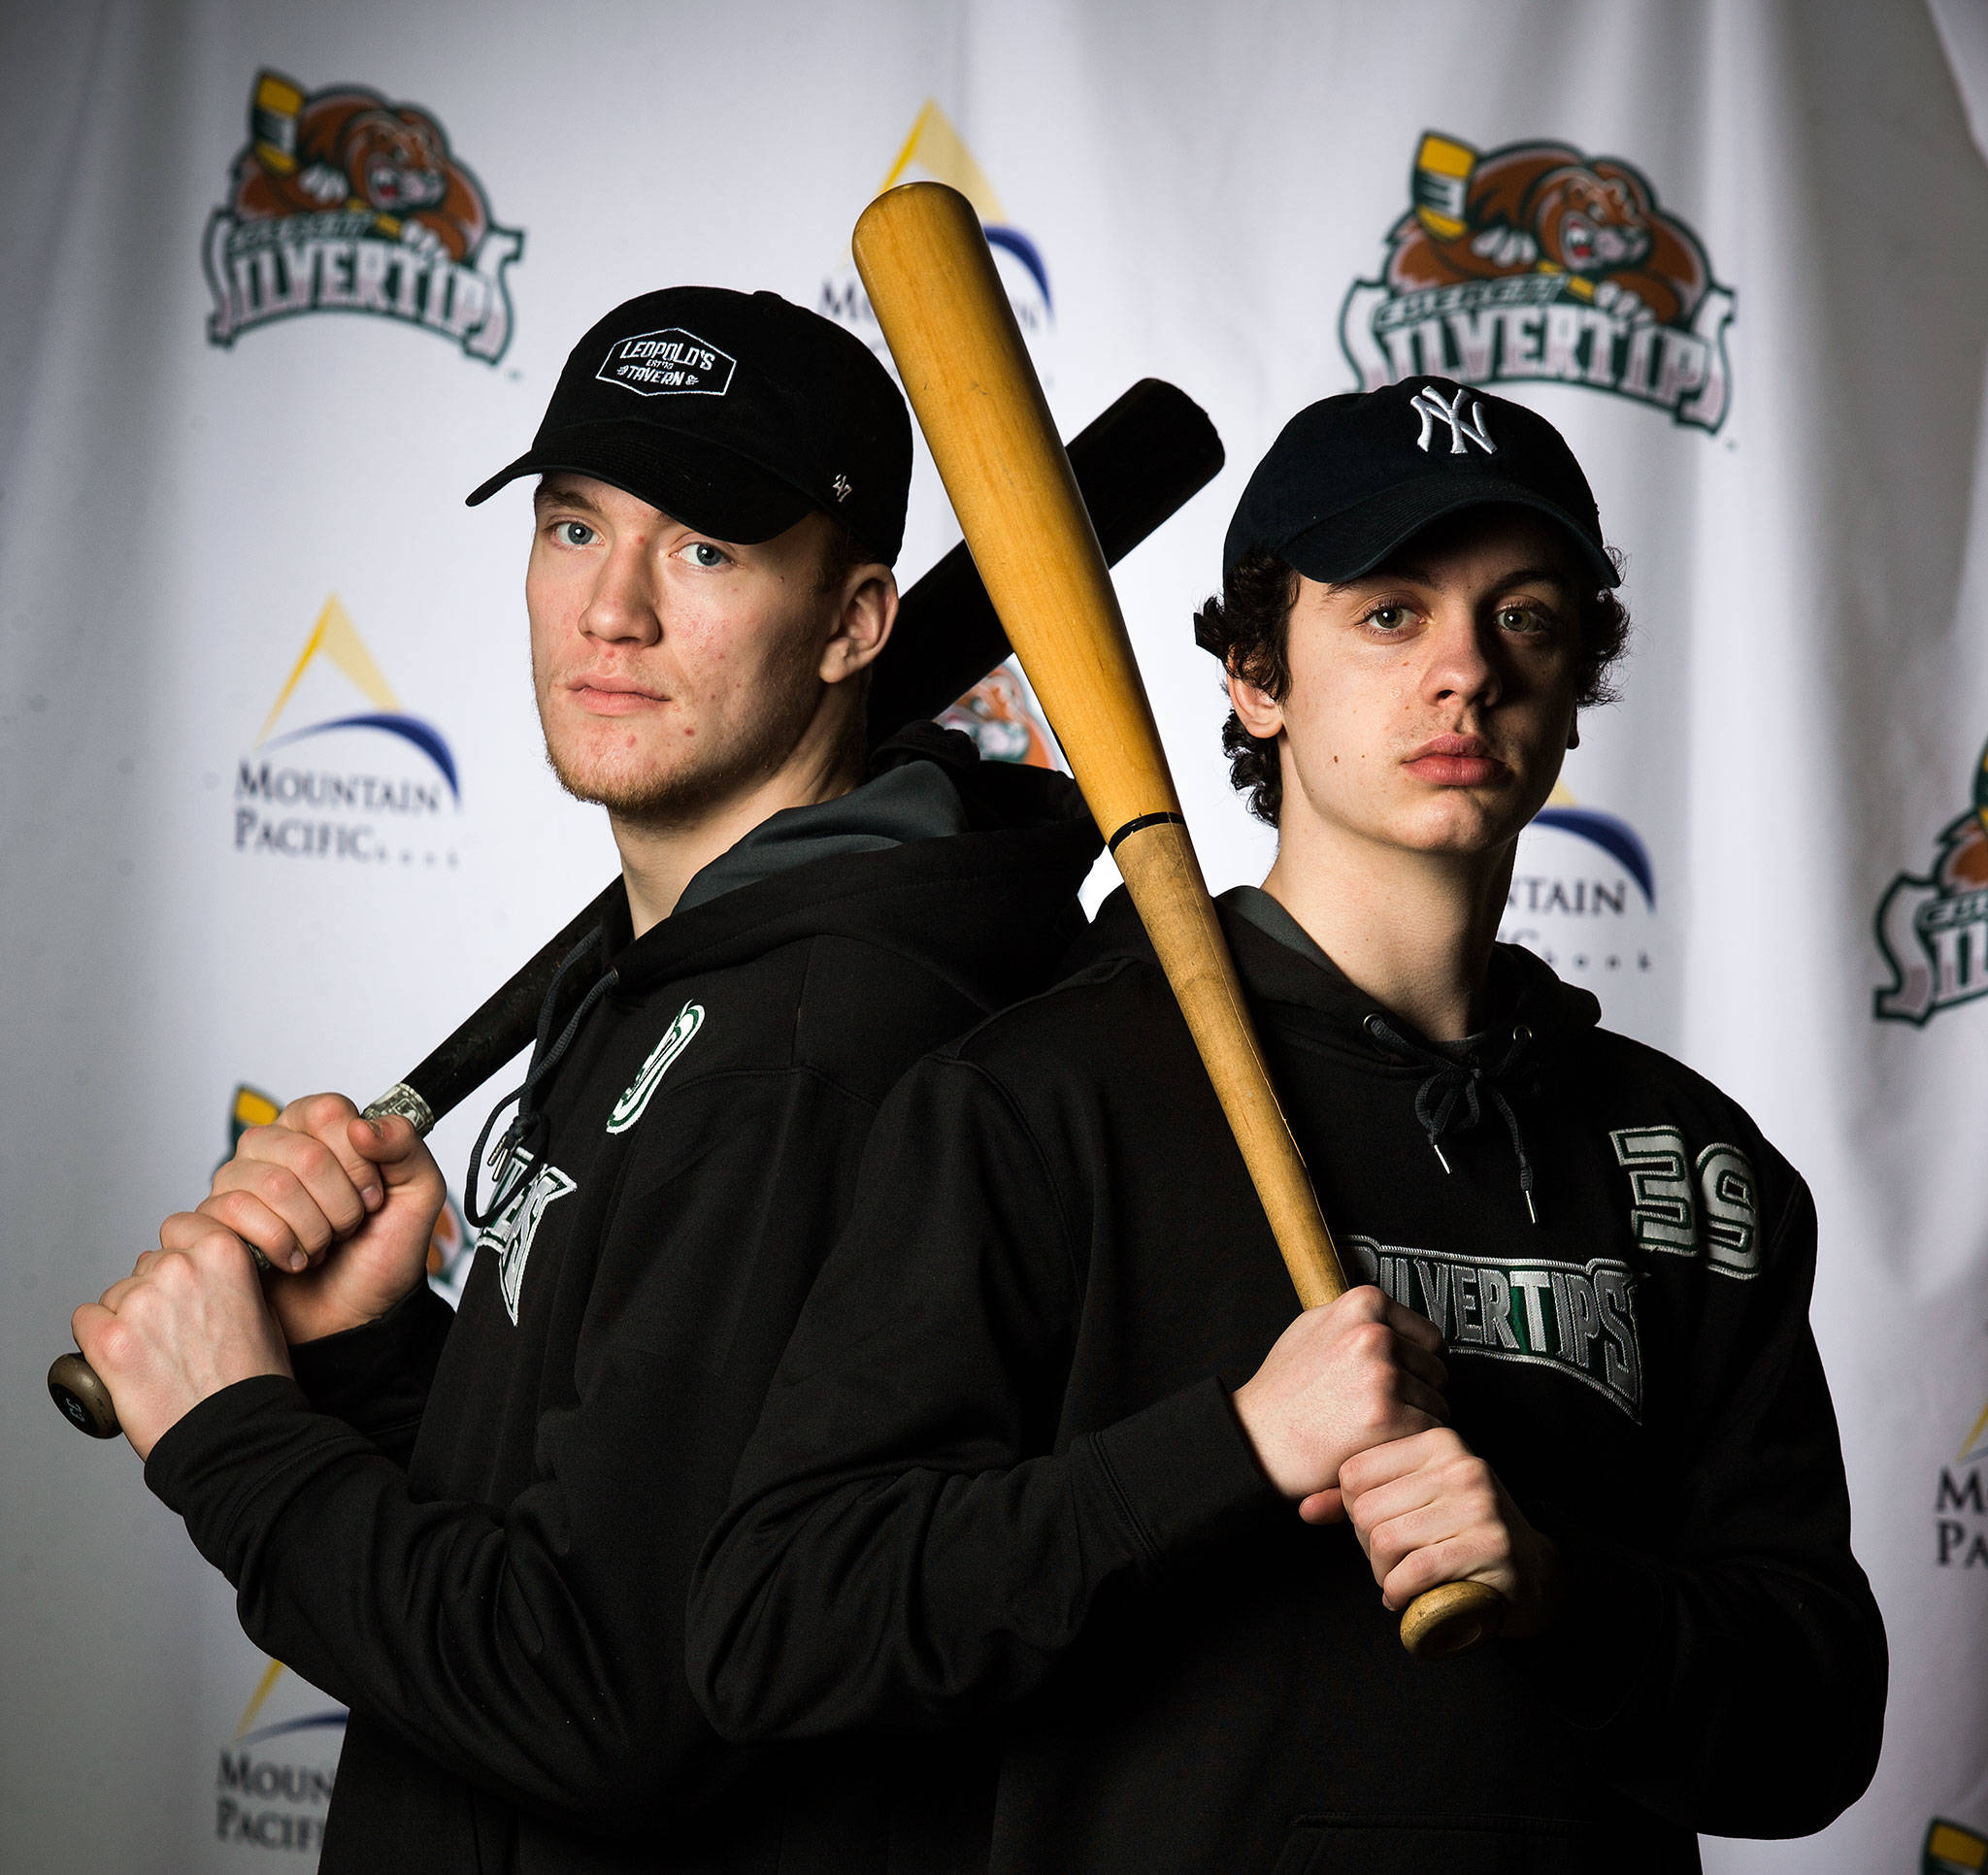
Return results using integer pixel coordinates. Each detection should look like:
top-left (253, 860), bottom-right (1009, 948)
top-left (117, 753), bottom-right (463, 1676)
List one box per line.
top-left (3, 1), bottom-right (1985, 1868)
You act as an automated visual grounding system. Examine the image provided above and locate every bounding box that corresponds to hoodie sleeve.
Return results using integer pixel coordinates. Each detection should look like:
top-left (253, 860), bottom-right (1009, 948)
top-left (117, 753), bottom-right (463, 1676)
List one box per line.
top-left (145, 1068), bottom-right (885, 1839)
top-left (1515, 1171), bottom-right (1887, 1837)
top-left (282, 1281), bottom-right (455, 1466)
top-left (687, 1054), bottom-right (1275, 1740)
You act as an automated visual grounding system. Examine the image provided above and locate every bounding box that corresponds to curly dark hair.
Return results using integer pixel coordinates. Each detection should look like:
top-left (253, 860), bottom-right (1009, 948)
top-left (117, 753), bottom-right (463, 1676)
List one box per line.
top-left (1192, 539), bottom-right (1631, 826)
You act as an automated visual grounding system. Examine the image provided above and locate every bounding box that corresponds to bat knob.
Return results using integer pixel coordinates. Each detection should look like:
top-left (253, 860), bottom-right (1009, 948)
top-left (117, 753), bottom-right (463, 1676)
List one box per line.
top-left (1399, 1579), bottom-right (1506, 1660)
top-left (48, 1353), bottom-right (121, 1440)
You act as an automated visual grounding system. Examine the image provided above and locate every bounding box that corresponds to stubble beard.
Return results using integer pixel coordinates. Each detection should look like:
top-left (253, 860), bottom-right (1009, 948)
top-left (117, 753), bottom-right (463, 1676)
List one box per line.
top-left (541, 677), bottom-right (826, 832)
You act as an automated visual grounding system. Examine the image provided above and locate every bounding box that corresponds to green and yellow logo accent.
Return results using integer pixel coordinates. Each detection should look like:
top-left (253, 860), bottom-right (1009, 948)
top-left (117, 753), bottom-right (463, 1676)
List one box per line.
top-left (1340, 130), bottom-right (1735, 432)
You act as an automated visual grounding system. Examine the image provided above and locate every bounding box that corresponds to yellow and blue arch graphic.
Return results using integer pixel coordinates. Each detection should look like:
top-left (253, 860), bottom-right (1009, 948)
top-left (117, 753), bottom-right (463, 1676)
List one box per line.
top-left (874, 100), bottom-right (1050, 313)
top-left (256, 595), bottom-right (459, 802)
top-left (1532, 783), bottom-right (1656, 908)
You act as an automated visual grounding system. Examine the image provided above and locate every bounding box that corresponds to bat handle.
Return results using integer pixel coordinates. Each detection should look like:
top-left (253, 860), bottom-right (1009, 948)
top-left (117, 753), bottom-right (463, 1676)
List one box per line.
top-left (48, 1351), bottom-right (120, 1439)
top-left (1399, 1578), bottom-right (1506, 1659)
top-left (47, 1084), bottom-right (441, 1439)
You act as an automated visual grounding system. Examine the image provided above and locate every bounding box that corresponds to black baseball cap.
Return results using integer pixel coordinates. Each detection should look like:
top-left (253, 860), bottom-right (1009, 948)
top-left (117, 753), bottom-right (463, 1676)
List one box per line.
top-left (1222, 377), bottom-right (1618, 591)
top-left (468, 286), bottom-right (913, 564)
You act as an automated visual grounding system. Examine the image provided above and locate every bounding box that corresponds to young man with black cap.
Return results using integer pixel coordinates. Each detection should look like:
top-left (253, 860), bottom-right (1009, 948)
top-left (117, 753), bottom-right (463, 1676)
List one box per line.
top-left (687, 378), bottom-right (1888, 1871)
top-left (72, 287), bottom-right (1099, 1872)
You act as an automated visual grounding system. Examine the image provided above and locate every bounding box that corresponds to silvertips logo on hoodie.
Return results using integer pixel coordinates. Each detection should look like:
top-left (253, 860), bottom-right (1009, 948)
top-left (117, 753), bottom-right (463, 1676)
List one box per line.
top-left (607, 1001), bottom-right (705, 1134)
top-left (1347, 1235), bottom-right (1643, 1419)
top-left (481, 1164), bottom-right (576, 1325)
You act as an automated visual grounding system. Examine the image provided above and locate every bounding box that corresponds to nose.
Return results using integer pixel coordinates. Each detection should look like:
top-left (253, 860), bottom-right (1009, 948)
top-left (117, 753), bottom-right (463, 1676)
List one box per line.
top-left (580, 537), bottom-right (661, 646)
top-left (1419, 604), bottom-right (1501, 711)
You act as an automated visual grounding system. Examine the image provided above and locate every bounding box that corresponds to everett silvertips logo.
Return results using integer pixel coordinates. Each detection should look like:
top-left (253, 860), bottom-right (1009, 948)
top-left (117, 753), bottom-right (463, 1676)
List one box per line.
top-left (1341, 132), bottom-right (1735, 433)
top-left (1926, 1817), bottom-right (1988, 1874)
top-left (233, 596), bottom-right (460, 865)
top-left (205, 69), bottom-right (522, 363)
top-left (1875, 737), bottom-right (1988, 1023)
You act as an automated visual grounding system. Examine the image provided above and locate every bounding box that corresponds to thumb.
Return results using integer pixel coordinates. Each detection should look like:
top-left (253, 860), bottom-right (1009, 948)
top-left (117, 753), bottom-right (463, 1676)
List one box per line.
top-left (347, 1112), bottom-right (432, 1181)
top-left (1298, 1488), bottom-right (1346, 1526)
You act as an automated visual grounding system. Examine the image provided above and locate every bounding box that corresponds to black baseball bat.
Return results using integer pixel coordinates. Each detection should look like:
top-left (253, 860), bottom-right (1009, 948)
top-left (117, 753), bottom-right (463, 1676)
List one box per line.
top-left (48, 378), bottom-right (1223, 1438)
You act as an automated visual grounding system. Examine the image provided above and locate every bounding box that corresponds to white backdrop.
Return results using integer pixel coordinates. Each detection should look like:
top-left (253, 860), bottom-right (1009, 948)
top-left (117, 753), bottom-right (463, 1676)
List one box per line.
top-left (4, 3), bottom-right (1987, 1869)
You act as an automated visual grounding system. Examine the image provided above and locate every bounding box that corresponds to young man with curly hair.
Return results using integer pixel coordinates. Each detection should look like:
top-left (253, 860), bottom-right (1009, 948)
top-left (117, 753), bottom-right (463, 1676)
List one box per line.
top-left (687, 377), bottom-right (1887, 1872)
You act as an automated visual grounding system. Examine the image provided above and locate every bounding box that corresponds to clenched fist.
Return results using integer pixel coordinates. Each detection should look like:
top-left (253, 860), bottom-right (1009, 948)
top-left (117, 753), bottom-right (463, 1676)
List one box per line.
top-left (1229, 1285), bottom-right (1449, 1510)
top-left (189, 1092), bottom-right (447, 1344)
top-left (1335, 1429), bottom-right (1564, 1639)
top-left (72, 1231), bottom-right (289, 1460)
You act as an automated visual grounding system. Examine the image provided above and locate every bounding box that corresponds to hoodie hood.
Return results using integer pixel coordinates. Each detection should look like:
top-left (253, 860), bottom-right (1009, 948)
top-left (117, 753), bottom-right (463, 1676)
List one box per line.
top-left (1072, 881), bottom-right (1598, 1057)
top-left (466, 721), bottom-right (1098, 1231)
top-left (599, 721), bottom-right (1100, 1008)
top-left (1068, 880), bottom-right (1600, 1223)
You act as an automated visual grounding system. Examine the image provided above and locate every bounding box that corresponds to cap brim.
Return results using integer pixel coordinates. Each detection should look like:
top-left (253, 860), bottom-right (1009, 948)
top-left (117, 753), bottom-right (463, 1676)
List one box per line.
top-left (465, 421), bottom-right (815, 543)
top-left (1281, 474), bottom-right (1620, 590)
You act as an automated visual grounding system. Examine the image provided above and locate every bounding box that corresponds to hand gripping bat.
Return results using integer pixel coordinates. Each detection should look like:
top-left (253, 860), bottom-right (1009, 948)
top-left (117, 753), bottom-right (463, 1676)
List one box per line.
top-left (45, 375), bottom-right (1224, 1438)
top-left (851, 181), bottom-right (1505, 1662)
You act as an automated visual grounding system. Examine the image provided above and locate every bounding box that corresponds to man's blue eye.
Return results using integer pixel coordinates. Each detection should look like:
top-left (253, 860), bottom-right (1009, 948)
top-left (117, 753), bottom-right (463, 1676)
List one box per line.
top-left (557, 521), bottom-right (594, 547)
top-left (683, 543), bottom-right (727, 569)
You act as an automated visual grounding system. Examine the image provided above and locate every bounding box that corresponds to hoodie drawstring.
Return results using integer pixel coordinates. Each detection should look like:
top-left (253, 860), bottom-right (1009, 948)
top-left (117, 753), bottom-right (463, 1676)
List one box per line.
top-left (466, 929), bottom-right (620, 1228)
top-left (1362, 1012), bottom-right (1541, 1225)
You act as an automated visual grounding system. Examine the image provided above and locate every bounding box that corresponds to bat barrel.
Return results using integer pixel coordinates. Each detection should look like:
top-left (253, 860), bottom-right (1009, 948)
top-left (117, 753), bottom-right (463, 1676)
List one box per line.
top-left (856, 181), bottom-right (1506, 1661)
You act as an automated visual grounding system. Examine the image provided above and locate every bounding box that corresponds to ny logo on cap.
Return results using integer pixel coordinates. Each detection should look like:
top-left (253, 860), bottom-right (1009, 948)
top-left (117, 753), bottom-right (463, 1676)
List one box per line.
top-left (1410, 385), bottom-right (1496, 456)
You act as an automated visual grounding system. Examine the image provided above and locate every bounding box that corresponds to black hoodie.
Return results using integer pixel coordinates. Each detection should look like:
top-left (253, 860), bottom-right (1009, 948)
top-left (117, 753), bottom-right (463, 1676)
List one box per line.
top-left (143, 728), bottom-right (1100, 1874)
top-left (688, 885), bottom-right (1888, 1875)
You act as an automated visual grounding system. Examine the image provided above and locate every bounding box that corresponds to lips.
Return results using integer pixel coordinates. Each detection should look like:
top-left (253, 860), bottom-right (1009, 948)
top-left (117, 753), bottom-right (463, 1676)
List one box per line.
top-left (1402, 733), bottom-right (1508, 788)
top-left (566, 675), bottom-right (669, 716)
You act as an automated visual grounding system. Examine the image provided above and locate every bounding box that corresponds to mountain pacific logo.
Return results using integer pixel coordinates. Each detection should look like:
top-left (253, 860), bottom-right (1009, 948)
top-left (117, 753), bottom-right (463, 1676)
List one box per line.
top-left (1875, 737), bottom-right (1988, 1024)
top-left (233, 596), bottom-right (461, 865)
top-left (820, 99), bottom-right (1054, 365)
top-left (1936, 1393), bottom-right (1988, 1571)
top-left (214, 1654), bottom-right (344, 1853)
top-left (204, 69), bottom-right (522, 363)
top-left (1340, 132), bottom-right (1735, 433)
top-left (1501, 785), bottom-right (1658, 1021)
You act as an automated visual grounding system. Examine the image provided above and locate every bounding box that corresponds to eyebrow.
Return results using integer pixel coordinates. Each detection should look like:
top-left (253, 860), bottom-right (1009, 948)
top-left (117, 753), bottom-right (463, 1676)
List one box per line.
top-left (533, 477), bottom-right (608, 517)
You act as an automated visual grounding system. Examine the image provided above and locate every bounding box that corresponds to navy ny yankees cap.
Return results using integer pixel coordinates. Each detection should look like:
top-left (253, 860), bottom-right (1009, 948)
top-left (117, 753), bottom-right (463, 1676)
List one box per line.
top-left (469, 285), bottom-right (913, 564)
top-left (1222, 377), bottom-right (1619, 591)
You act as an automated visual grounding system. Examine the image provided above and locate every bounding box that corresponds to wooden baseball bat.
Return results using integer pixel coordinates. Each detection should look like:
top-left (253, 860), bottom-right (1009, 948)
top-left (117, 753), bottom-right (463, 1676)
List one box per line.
top-left (853, 181), bottom-right (1504, 1662)
top-left (47, 376), bottom-right (1223, 1446)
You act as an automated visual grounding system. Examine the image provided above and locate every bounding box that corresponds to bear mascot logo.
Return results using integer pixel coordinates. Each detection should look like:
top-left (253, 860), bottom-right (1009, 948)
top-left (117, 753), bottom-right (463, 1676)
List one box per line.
top-left (1341, 132), bottom-right (1735, 432)
top-left (1874, 736), bottom-right (1988, 1024)
top-left (205, 70), bottom-right (522, 362)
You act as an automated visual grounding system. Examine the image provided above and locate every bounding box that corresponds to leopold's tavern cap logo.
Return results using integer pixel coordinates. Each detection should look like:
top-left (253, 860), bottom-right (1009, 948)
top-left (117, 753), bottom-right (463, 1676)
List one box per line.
top-left (1341, 132), bottom-right (1736, 433)
top-left (204, 69), bottom-right (522, 363)
top-left (597, 329), bottom-right (737, 397)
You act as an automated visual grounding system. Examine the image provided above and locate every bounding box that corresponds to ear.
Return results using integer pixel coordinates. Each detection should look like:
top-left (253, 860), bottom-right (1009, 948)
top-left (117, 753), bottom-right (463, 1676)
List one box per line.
top-left (819, 567), bottom-right (897, 686)
top-left (1566, 716), bottom-right (1580, 750)
top-left (1227, 662), bottom-right (1284, 740)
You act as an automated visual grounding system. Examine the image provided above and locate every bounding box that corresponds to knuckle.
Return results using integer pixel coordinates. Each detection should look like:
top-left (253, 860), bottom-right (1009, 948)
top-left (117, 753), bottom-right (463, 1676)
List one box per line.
top-left (299, 1092), bottom-right (357, 1131)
